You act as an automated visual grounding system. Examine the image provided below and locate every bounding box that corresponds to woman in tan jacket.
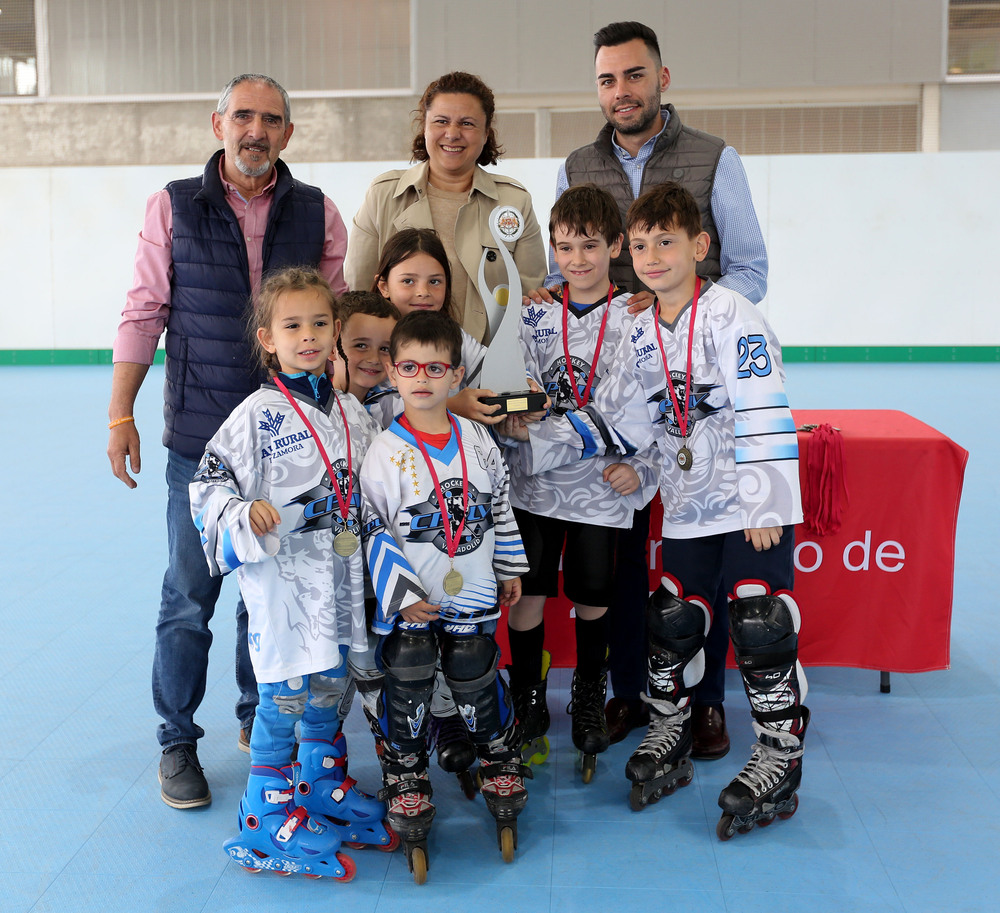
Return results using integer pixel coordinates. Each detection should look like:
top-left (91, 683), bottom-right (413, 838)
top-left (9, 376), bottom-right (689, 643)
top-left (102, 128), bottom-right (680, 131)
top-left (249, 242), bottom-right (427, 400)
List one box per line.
top-left (344, 71), bottom-right (547, 346)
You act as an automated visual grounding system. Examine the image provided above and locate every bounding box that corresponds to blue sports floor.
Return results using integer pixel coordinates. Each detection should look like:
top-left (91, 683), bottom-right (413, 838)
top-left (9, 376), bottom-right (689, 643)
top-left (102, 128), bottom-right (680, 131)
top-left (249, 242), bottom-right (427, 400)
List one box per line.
top-left (1, 362), bottom-right (997, 913)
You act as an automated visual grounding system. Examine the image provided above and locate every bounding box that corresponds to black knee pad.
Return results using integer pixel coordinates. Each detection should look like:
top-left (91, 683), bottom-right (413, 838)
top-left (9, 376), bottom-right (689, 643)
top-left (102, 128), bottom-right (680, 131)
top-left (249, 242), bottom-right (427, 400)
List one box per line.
top-left (378, 626), bottom-right (438, 750)
top-left (644, 581), bottom-right (711, 702)
top-left (730, 586), bottom-right (807, 731)
top-left (441, 633), bottom-right (509, 743)
top-left (440, 632), bottom-right (497, 680)
top-left (646, 584), bottom-right (710, 653)
top-left (729, 590), bottom-right (799, 661)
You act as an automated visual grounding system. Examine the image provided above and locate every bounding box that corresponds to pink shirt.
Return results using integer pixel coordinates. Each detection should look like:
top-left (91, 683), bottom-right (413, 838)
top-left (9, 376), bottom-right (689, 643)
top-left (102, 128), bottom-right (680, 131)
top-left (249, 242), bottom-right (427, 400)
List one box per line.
top-left (113, 157), bottom-right (349, 365)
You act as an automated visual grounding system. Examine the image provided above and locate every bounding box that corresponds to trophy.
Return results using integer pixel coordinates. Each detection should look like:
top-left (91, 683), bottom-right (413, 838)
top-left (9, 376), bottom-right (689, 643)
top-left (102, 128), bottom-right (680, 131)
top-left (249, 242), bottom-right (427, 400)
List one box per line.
top-left (476, 205), bottom-right (547, 416)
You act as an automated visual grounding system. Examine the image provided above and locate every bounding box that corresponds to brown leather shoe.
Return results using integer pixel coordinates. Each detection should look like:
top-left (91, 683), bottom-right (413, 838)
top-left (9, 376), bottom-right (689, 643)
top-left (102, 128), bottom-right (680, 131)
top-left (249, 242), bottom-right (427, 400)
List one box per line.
top-left (691, 704), bottom-right (730, 760)
top-left (605, 697), bottom-right (650, 744)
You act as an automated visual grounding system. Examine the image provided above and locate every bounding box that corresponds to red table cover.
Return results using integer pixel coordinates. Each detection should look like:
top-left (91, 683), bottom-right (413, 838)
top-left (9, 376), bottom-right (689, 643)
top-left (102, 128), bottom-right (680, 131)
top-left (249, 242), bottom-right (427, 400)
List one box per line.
top-left (494, 410), bottom-right (968, 673)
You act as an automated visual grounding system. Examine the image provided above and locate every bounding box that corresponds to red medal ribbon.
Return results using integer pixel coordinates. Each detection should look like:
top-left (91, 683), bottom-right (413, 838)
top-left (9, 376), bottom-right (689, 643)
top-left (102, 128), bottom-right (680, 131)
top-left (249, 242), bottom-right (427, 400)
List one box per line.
top-left (651, 277), bottom-right (701, 440)
top-left (273, 376), bottom-right (354, 527)
top-left (561, 282), bottom-right (614, 409)
top-left (410, 414), bottom-right (469, 563)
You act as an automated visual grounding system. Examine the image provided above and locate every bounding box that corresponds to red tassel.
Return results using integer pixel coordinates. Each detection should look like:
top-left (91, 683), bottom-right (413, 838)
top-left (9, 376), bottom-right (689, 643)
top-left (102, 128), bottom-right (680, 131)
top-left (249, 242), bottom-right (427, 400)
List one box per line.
top-left (802, 423), bottom-right (847, 536)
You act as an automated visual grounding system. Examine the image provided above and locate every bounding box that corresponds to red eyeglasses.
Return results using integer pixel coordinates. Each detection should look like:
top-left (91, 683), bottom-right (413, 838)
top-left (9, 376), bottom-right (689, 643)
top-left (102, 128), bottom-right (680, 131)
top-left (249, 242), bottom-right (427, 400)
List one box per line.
top-left (392, 361), bottom-right (457, 378)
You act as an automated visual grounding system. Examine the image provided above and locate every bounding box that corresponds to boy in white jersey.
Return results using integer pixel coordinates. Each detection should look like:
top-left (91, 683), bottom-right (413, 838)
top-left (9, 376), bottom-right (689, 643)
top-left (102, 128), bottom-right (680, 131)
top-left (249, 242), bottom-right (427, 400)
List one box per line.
top-left (360, 311), bottom-right (531, 880)
top-left (507, 183), bottom-right (810, 838)
top-left (501, 184), bottom-right (659, 782)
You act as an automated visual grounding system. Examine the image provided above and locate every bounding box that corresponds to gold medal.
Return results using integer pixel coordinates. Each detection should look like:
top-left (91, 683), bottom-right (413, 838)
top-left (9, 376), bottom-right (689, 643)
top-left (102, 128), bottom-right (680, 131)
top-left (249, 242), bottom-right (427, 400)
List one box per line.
top-left (333, 530), bottom-right (359, 557)
top-left (443, 569), bottom-right (464, 596)
top-left (676, 445), bottom-right (693, 471)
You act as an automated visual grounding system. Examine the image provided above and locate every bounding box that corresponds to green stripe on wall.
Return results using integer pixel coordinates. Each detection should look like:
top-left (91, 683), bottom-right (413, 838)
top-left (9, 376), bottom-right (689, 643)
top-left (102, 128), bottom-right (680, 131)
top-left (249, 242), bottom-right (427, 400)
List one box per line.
top-left (783, 346), bottom-right (1000, 363)
top-left (1, 347), bottom-right (999, 366)
top-left (0, 350), bottom-right (167, 366)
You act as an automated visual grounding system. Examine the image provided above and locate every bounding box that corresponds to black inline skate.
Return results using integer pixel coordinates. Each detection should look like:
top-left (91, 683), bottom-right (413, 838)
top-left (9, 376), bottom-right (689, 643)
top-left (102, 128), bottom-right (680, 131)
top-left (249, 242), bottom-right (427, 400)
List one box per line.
top-left (716, 712), bottom-right (808, 840)
top-left (625, 697), bottom-right (694, 811)
top-left (509, 649), bottom-right (551, 767)
top-left (377, 746), bottom-right (435, 884)
top-left (427, 711), bottom-right (478, 799)
top-left (477, 726), bottom-right (532, 863)
top-left (568, 667), bottom-right (610, 783)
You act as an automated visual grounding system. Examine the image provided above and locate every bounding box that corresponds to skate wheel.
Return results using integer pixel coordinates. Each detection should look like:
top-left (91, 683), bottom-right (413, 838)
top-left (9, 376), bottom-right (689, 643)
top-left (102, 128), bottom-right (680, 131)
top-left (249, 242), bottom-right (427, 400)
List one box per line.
top-left (304, 873), bottom-right (322, 880)
top-left (738, 823), bottom-right (754, 834)
top-left (500, 826), bottom-right (515, 864)
top-left (758, 815), bottom-right (774, 828)
top-left (333, 852), bottom-right (356, 883)
top-left (778, 794), bottom-right (799, 820)
top-left (458, 769), bottom-right (478, 801)
top-left (242, 866), bottom-right (262, 874)
top-left (409, 846), bottom-right (428, 885)
top-left (581, 754), bottom-right (596, 784)
top-left (379, 825), bottom-right (402, 852)
top-left (524, 736), bottom-right (550, 767)
top-left (716, 814), bottom-right (735, 842)
top-left (628, 782), bottom-right (648, 812)
top-left (275, 870), bottom-right (293, 877)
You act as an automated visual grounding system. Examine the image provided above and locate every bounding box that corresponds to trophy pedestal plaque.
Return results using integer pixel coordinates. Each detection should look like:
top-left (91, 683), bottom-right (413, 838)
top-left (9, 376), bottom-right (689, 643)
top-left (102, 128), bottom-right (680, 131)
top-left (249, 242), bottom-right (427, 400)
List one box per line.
top-left (477, 205), bottom-right (546, 416)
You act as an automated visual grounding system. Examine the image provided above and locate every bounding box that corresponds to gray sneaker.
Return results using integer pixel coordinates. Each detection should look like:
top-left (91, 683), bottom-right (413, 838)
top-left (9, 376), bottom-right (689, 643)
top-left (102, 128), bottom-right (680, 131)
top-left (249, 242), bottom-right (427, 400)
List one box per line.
top-left (158, 743), bottom-right (211, 809)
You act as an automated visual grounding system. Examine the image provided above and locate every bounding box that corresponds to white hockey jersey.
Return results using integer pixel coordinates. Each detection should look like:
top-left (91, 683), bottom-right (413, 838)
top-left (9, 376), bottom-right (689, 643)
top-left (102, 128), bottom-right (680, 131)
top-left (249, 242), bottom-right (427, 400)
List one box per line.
top-left (518, 281), bottom-right (802, 538)
top-left (504, 289), bottom-right (660, 527)
top-left (360, 415), bottom-right (529, 626)
top-left (190, 377), bottom-right (426, 683)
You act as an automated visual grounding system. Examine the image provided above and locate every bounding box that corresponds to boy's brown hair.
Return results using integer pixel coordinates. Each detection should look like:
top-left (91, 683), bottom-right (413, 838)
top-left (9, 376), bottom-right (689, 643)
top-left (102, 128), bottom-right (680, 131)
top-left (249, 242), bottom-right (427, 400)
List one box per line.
top-left (389, 311), bottom-right (463, 367)
top-left (549, 183), bottom-right (622, 246)
top-left (625, 181), bottom-right (703, 240)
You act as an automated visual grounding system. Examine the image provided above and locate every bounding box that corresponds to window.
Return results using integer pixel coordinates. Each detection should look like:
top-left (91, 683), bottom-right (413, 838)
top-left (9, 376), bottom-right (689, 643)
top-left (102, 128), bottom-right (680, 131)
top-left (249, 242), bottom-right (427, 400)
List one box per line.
top-left (0, 0), bottom-right (37, 95)
top-left (949, 1), bottom-right (1000, 76)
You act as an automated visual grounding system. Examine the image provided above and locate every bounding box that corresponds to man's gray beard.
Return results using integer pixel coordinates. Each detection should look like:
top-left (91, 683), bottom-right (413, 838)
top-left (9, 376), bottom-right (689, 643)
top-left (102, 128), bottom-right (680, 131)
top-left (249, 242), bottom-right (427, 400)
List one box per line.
top-left (234, 154), bottom-right (272, 178)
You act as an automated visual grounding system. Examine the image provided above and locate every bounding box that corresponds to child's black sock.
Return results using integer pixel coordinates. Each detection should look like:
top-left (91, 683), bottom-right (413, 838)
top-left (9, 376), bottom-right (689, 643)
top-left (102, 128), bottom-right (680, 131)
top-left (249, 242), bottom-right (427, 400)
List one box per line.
top-left (575, 612), bottom-right (609, 680)
top-left (507, 621), bottom-right (545, 688)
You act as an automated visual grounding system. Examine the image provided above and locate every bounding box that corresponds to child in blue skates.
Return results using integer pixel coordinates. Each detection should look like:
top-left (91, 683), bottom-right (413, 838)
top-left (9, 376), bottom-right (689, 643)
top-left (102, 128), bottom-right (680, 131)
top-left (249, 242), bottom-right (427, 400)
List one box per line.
top-left (190, 267), bottom-right (421, 878)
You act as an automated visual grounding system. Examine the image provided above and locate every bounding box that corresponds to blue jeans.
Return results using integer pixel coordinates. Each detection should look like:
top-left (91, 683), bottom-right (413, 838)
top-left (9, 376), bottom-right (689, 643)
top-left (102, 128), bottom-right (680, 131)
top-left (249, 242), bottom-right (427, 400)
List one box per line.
top-left (152, 450), bottom-right (257, 748)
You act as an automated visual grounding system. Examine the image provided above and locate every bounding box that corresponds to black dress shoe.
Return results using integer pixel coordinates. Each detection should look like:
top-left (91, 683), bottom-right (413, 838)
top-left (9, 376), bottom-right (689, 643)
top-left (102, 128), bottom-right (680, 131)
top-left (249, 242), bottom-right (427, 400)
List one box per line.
top-left (159, 743), bottom-right (211, 808)
top-left (605, 697), bottom-right (650, 744)
top-left (691, 704), bottom-right (730, 760)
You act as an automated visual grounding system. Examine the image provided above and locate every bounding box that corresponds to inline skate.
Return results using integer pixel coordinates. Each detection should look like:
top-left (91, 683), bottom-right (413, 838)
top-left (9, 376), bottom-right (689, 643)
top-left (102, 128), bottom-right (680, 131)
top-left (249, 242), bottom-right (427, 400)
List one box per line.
top-left (716, 714), bottom-right (808, 840)
top-left (509, 649), bottom-right (551, 767)
top-left (223, 764), bottom-right (355, 880)
top-left (568, 667), bottom-right (610, 783)
top-left (625, 698), bottom-right (694, 811)
top-left (477, 725), bottom-right (532, 863)
top-left (294, 731), bottom-right (399, 851)
top-left (378, 745), bottom-right (436, 884)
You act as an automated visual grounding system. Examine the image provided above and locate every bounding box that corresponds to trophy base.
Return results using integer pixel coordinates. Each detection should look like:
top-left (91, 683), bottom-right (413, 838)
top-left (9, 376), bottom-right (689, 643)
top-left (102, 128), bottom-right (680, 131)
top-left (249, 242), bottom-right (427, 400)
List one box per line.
top-left (480, 390), bottom-right (547, 417)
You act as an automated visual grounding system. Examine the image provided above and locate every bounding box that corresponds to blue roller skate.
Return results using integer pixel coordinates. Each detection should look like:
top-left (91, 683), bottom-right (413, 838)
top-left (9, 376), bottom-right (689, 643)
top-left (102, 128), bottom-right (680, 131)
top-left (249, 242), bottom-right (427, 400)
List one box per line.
top-left (295, 732), bottom-right (399, 852)
top-left (223, 764), bottom-right (356, 880)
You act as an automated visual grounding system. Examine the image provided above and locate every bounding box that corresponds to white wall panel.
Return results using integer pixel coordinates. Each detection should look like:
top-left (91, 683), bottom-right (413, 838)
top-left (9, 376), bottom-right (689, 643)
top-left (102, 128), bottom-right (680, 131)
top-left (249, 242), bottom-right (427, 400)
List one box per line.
top-left (3, 151), bottom-right (999, 350)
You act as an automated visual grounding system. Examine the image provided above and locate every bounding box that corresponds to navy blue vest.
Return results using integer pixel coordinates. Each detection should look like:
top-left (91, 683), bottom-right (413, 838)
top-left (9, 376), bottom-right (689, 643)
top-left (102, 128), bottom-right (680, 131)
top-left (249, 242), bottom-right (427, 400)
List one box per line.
top-left (164, 150), bottom-right (325, 458)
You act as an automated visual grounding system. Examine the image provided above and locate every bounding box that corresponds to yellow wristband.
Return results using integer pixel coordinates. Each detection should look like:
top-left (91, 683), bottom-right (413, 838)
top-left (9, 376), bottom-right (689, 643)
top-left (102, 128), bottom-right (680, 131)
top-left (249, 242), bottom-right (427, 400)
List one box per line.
top-left (108, 416), bottom-right (135, 430)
